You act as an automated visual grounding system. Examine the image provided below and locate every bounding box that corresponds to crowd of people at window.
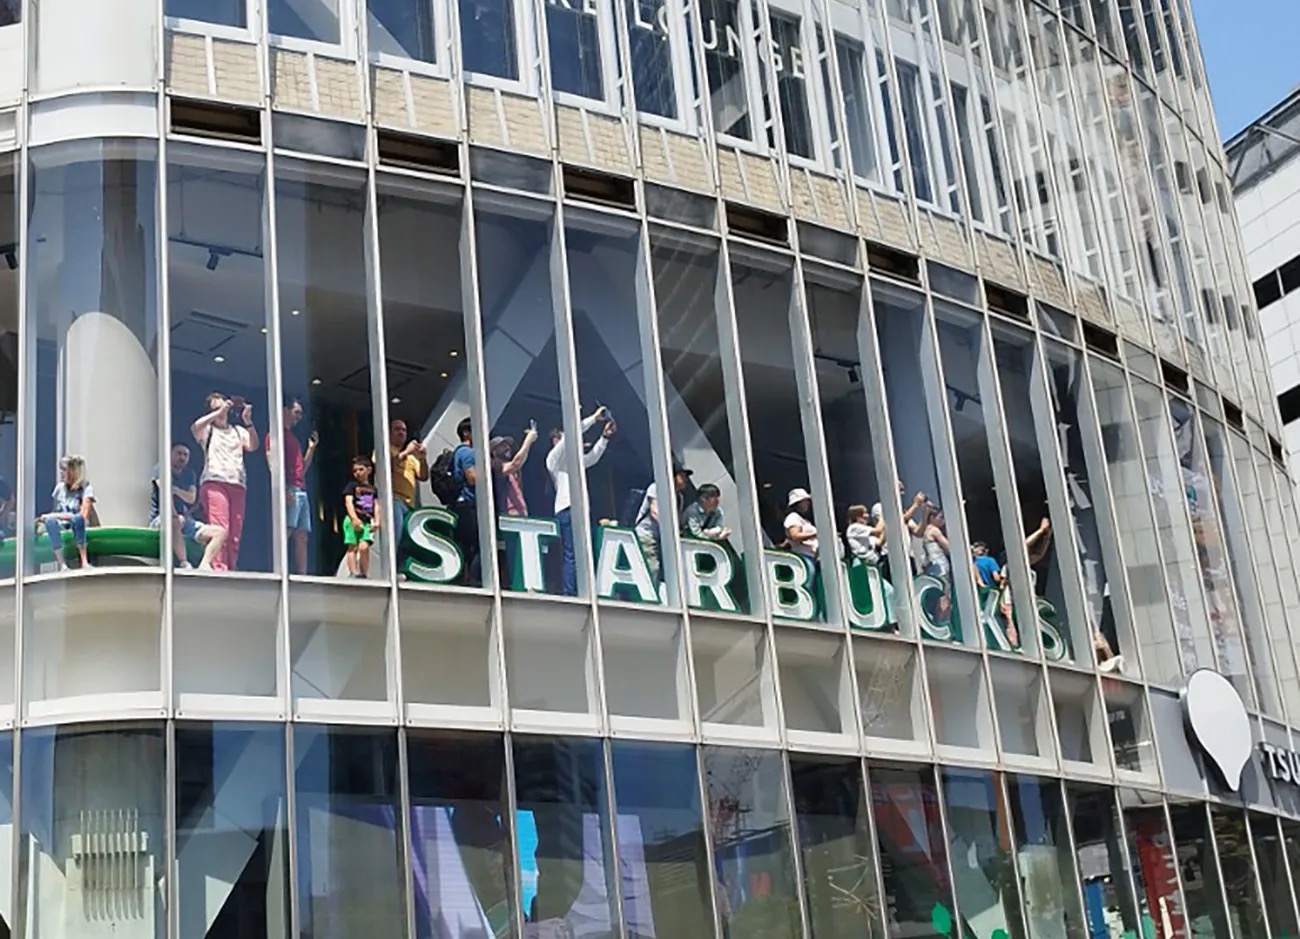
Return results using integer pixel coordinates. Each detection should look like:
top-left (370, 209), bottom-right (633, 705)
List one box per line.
top-left (21, 389), bottom-right (1123, 669)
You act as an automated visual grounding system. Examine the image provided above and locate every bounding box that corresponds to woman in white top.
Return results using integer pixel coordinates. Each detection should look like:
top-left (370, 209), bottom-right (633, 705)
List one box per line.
top-left (844, 504), bottom-right (883, 564)
top-left (784, 488), bottom-right (819, 564)
top-left (192, 392), bottom-right (260, 571)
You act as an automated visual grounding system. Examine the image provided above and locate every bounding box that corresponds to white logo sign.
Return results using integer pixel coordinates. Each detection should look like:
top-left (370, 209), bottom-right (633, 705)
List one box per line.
top-left (1182, 669), bottom-right (1252, 792)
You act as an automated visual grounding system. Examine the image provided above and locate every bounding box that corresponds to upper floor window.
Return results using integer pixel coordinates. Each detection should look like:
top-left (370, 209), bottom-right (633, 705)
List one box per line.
top-left (546, 0), bottom-right (616, 104)
top-left (460, 0), bottom-right (522, 81)
top-left (768, 12), bottom-right (815, 159)
top-left (626, 0), bottom-right (689, 121)
top-left (165, 0), bottom-right (246, 29)
top-left (700, 0), bottom-right (762, 143)
top-left (0, 0), bottom-right (19, 26)
top-left (368, 0), bottom-right (438, 63)
top-left (269, 0), bottom-right (341, 44)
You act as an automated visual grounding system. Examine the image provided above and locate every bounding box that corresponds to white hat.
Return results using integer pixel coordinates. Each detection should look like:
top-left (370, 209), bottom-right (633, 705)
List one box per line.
top-left (870, 502), bottom-right (883, 520)
top-left (787, 487), bottom-right (812, 507)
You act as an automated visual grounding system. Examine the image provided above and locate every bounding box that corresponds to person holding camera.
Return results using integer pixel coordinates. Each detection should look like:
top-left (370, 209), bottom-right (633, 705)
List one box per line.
top-left (192, 391), bottom-right (260, 571)
top-left (546, 405), bottom-right (615, 596)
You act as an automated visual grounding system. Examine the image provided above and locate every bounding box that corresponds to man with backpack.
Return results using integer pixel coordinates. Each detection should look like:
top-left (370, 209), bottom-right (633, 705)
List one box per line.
top-left (429, 417), bottom-right (481, 587)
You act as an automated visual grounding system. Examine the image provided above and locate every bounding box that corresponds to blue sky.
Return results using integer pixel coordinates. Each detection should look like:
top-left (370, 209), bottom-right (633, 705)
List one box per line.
top-left (1193, 0), bottom-right (1300, 140)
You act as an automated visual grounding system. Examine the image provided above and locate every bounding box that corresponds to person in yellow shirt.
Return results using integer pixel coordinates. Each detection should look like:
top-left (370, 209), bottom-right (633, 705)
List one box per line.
top-left (389, 419), bottom-right (428, 545)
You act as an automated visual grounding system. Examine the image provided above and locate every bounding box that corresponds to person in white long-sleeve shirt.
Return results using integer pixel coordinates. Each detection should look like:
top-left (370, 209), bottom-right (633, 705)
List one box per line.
top-left (546, 406), bottom-right (617, 595)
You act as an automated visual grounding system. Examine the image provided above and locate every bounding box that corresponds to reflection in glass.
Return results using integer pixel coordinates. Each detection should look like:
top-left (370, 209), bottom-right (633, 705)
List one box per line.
top-left (769, 13), bottom-right (814, 158)
top-left (1278, 820), bottom-right (1300, 939)
top-left (513, 736), bottom-right (617, 937)
top-left (269, 0), bottom-right (340, 43)
top-left (872, 282), bottom-right (964, 641)
top-left (1005, 775), bottom-right (1086, 938)
top-left (790, 756), bottom-right (884, 938)
top-left (293, 726), bottom-right (405, 939)
top-left (870, 764), bottom-right (956, 939)
top-left (652, 235), bottom-right (755, 615)
top-left (25, 141), bottom-right (160, 575)
top-left (1087, 358), bottom-right (1181, 684)
top-left (275, 161), bottom-right (382, 580)
top-left (165, 0), bottom-right (245, 26)
top-left (18, 725), bottom-right (165, 939)
top-left (566, 213), bottom-right (676, 606)
top-left (1166, 804), bottom-right (1229, 938)
top-left (734, 252), bottom-right (825, 623)
top-left (476, 202), bottom-right (577, 597)
top-left (0, 733), bottom-right (12, 935)
top-left (406, 732), bottom-right (516, 939)
top-left (167, 144), bottom-right (274, 574)
top-left (700, 0), bottom-right (754, 141)
top-left (703, 747), bottom-right (801, 939)
top-left (626, 0), bottom-right (679, 119)
top-left (1066, 784), bottom-right (1143, 939)
top-left (460, 0), bottom-right (518, 79)
top-left (368, 0), bottom-right (437, 62)
top-left (0, 156), bottom-right (17, 562)
top-left (547, 0), bottom-right (604, 99)
top-left (940, 769), bottom-right (1023, 939)
top-left (376, 181), bottom-right (478, 588)
top-left (609, 742), bottom-right (713, 938)
top-left (1122, 795), bottom-right (1187, 939)
top-left (1211, 809), bottom-right (1265, 939)
top-left (175, 723), bottom-right (290, 939)
top-left (1043, 341), bottom-right (1128, 672)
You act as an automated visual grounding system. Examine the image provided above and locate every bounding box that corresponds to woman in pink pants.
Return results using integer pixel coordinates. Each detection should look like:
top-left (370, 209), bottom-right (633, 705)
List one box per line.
top-left (192, 392), bottom-right (260, 571)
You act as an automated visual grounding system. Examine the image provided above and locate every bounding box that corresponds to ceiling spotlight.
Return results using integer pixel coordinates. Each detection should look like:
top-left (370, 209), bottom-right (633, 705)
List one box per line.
top-left (260, 326), bottom-right (268, 334)
top-left (439, 371), bottom-right (449, 379)
top-left (449, 350), bottom-right (459, 358)
top-left (291, 309), bottom-right (301, 316)
top-left (390, 396), bottom-right (401, 405)
top-left (311, 377), bottom-right (322, 386)
top-left (213, 355), bottom-right (225, 364)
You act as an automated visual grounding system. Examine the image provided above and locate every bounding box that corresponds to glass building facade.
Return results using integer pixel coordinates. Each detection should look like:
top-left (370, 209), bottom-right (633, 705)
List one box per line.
top-left (0, 0), bottom-right (1291, 937)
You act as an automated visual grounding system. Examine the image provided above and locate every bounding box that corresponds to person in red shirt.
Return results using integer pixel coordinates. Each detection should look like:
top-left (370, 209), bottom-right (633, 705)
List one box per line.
top-left (265, 395), bottom-right (318, 574)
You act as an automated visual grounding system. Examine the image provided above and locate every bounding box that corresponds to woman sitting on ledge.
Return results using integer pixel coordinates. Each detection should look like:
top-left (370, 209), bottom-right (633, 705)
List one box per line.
top-left (37, 454), bottom-right (95, 571)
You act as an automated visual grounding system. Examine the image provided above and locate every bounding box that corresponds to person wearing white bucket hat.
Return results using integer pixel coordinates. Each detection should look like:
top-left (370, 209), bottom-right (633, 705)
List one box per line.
top-left (783, 487), bottom-right (819, 560)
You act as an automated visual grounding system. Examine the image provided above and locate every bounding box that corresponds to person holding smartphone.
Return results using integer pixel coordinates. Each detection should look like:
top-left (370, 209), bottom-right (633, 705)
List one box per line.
top-left (192, 391), bottom-right (260, 571)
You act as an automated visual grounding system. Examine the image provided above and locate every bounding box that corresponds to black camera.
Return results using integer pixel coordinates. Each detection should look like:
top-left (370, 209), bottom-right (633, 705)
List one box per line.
top-left (229, 396), bottom-right (247, 419)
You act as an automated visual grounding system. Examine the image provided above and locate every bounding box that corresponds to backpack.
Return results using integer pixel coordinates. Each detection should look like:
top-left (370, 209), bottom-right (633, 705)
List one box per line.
top-left (430, 444), bottom-right (467, 506)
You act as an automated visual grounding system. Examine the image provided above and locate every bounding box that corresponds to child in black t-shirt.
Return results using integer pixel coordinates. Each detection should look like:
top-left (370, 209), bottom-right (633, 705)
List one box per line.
top-left (342, 455), bottom-right (381, 578)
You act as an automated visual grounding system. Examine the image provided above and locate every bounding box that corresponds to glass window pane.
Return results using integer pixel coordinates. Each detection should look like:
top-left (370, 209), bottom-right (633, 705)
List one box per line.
top-left (808, 275), bottom-right (900, 633)
top-left (1121, 793), bottom-right (1188, 938)
top-left (406, 731), bottom-right (516, 939)
top-left (25, 141), bottom-right (160, 576)
top-left (1044, 341), bottom-right (1130, 674)
top-left (376, 181), bottom-right (481, 589)
top-left (289, 584), bottom-right (391, 704)
top-left (871, 281), bottom-right (965, 642)
top-left (0, 155), bottom-right (17, 570)
top-left (703, 747), bottom-right (801, 939)
top-left (790, 756), bottom-right (884, 938)
top-left (547, 0), bottom-right (604, 99)
top-left (652, 234), bottom-right (757, 616)
top-left (1104, 678), bottom-right (1158, 776)
top-left (855, 637), bottom-right (924, 742)
top-left (477, 201), bottom-right (577, 597)
top-left (700, 0), bottom-right (754, 141)
top-left (0, 733), bottom-right (11, 936)
top-left (293, 726), bottom-right (405, 939)
top-left (165, 0), bottom-right (246, 27)
top-left (870, 764), bottom-right (956, 938)
top-left (512, 736), bottom-right (617, 935)
top-left (1005, 775), bottom-right (1086, 938)
top-left (1280, 820), bottom-right (1300, 937)
top-left (176, 723), bottom-right (290, 939)
top-left (991, 328), bottom-right (1082, 663)
top-left (940, 769), bottom-right (1025, 938)
top-left (275, 161), bottom-right (384, 581)
top-left (1253, 815), bottom-right (1299, 939)
top-left (601, 607), bottom-right (689, 721)
top-left (1088, 357), bottom-right (1181, 684)
top-left (174, 579), bottom-right (282, 699)
top-left (503, 600), bottom-right (597, 717)
top-left (399, 592), bottom-right (495, 708)
top-left (269, 0), bottom-right (340, 43)
top-left (460, 0), bottom-right (519, 79)
top-left (1167, 803), bottom-right (1230, 938)
top-left (1211, 809), bottom-right (1266, 938)
top-left (19, 725), bottom-right (165, 939)
top-left (769, 13), bottom-right (814, 158)
top-left (368, 0), bottom-right (437, 62)
top-left (1066, 783), bottom-right (1143, 938)
top-left (610, 742), bottom-right (714, 938)
top-left (990, 659), bottom-right (1053, 759)
top-left (926, 647), bottom-right (997, 752)
top-left (693, 617), bottom-right (774, 727)
top-left (734, 251), bottom-right (828, 624)
top-left (836, 37), bottom-right (879, 183)
top-left (566, 212), bottom-right (678, 607)
top-left (167, 144), bottom-right (274, 574)
top-left (626, 0), bottom-right (678, 119)
top-left (775, 629), bottom-right (849, 736)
